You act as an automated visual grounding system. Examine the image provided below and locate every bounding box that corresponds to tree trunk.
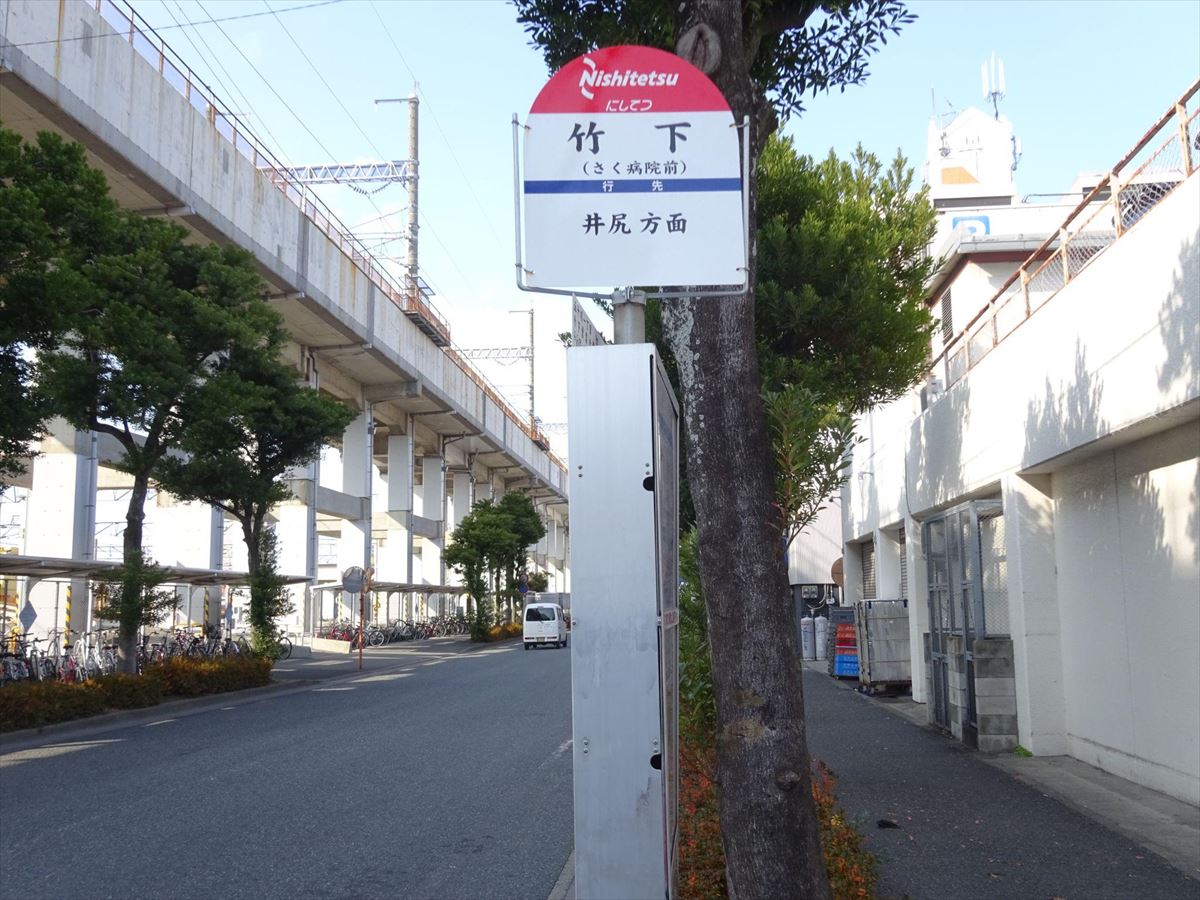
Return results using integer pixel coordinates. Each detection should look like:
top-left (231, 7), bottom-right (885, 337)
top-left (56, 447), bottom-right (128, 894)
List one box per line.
top-left (117, 472), bottom-right (150, 675)
top-left (243, 517), bottom-right (266, 645)
top-left (662, 3), bottom-right (831, 897)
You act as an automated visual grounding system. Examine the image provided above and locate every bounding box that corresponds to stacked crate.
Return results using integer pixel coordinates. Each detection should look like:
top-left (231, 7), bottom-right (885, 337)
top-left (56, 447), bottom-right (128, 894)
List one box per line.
top-left (825, 606), bottom-right (854, 677)
top-left (833, 621), bottom-right (859, 678)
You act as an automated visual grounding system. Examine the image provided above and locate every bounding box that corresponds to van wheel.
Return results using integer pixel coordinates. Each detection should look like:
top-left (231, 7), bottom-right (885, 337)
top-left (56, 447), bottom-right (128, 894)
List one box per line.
top-left (524, 643), bottom-right (531, 651)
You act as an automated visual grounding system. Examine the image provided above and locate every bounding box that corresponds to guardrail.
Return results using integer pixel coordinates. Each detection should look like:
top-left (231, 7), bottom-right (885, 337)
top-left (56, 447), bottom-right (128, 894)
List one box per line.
top-left (931, 79), bottom-right (1199, 389)
top-left (88, 0), bottom-right (564, 476)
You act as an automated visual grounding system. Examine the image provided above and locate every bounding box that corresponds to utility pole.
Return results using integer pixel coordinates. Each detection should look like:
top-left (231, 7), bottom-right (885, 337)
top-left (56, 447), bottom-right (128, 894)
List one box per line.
top-left (510, 308), bottom-right (534, 425)
top-left (375, 89), bottom-right (420, 294)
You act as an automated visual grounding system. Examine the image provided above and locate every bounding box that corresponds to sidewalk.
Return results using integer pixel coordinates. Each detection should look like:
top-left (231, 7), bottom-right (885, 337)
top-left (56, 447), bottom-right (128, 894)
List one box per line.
top-left (801, 660), bottom-right (1200, 899)
top-left (550, 666), bottom-right (1198, 900)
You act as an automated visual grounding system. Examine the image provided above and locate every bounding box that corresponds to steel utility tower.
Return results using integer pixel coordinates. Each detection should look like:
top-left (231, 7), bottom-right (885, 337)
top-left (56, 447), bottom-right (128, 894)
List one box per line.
top-left (458, 308), bottom-right (535, 427)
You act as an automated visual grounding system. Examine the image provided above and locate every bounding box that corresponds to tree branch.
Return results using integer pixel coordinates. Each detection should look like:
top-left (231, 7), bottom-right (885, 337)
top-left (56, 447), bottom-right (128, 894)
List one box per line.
top-left (748, 0), bottom-right (818, 63)
top-left (89, 418), bottom-right (133, 449)
top-left (760, 0), bottom-right (819, 36)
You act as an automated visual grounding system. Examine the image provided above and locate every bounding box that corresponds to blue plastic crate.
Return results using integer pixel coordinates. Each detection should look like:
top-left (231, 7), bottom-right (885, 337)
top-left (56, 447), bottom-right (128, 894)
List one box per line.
top-left (834, 656), bottom-right (859, 677)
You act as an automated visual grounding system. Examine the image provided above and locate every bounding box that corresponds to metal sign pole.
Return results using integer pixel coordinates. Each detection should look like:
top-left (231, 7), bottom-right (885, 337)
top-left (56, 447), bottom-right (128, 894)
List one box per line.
top-left (515, 45), bottom-right (736, 897)
top-left (612, 288), bottom-right (646, 345)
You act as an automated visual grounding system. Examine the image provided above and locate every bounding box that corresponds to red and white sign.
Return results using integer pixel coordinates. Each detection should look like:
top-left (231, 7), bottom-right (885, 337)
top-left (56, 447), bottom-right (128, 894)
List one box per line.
top-left (523, 45), bottom-right (745, 289)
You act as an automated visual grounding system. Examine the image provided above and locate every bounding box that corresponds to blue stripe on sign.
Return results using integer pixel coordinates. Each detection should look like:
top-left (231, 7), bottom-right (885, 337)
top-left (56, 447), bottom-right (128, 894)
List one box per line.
top-left (524, 178), bottom-right (741, 194)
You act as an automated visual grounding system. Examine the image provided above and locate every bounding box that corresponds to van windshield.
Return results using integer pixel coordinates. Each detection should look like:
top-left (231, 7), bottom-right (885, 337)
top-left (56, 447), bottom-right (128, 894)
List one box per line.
top-left (525, 607), bottom-right (556, 622)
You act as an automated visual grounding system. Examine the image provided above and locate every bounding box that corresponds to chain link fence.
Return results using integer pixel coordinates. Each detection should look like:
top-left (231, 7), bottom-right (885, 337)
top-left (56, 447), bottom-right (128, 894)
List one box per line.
top-left (979, 509), bottom-right (1009, 636)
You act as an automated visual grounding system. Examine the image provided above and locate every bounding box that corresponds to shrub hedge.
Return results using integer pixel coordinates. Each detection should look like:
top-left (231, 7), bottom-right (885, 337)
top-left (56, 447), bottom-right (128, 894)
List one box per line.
top-left (149, 656), bottom-right (271, 697)
top-left (0, 656), bottom-right (273, 733)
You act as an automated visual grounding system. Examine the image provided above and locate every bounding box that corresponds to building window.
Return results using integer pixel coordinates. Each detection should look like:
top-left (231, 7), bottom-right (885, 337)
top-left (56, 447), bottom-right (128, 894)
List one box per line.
top-left (939, 287), bottom-right (954, 345)
top-left (861, 540), bottom-right (877, 600)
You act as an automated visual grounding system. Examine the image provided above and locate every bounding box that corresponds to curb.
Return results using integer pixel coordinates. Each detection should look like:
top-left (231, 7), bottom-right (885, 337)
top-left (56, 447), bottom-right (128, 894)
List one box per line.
top-left (548, 850), bottom-right (575, 900)
top-left (0, 636), bottom-right (502, 751)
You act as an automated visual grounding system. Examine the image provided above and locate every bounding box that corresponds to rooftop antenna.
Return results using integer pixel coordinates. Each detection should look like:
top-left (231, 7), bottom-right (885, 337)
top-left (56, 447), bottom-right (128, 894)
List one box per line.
top-left (981, 52), bottom-right (1006, 120)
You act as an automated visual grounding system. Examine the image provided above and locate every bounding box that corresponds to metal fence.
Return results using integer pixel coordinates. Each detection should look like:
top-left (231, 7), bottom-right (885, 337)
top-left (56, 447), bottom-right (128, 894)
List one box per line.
top-left (86, 0), bottom-right (562, 473)
top-left (978, 508), bottom-right (1008, 636)
top-left (933, 79), bottom-right (1200, 389)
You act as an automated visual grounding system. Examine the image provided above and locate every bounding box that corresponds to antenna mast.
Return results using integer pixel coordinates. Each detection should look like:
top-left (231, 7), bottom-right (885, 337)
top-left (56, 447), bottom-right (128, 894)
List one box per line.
top-left (981, 52), bottom-right (1006, 120)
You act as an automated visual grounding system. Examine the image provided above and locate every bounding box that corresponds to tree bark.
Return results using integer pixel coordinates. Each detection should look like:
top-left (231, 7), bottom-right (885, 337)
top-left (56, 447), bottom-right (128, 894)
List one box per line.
top-left (663, 2), bottom-right (831, 897)
top-left (117, 471), bottom-right (150, 674)
top-left (243, 517), bottom-right (263, 639)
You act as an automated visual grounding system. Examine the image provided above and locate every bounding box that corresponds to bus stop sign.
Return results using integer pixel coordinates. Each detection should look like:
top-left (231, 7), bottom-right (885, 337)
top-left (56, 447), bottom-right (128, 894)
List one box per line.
top-left (522, 45), bottom-right (745, 289)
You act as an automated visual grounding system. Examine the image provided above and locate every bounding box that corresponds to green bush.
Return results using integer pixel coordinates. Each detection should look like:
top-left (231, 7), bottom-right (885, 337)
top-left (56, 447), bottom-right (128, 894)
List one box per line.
top-left (0, 656), bottom-right (272, 732)
top-left (0, 680), bottom-right (107, 731)
top-left (149, 656), bottom-right (271, 697)
top-left (470, 598), bottom-right (496, 642)
top-left (98, 672), bottom-right (162, 709)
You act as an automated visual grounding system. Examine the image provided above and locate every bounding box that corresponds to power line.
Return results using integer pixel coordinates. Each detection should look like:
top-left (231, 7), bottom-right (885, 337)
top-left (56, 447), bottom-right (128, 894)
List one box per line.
top-left (259, 1), bottom-right (466, 312)
top-left (190, 0), bottom-right (340, 163)
top-left (160, 0), bottom-right (294, 165)
top-left (261, 0), bottom-right (416, 297)
top-left (368, 0), bottom-right (507, 251)
top-left (264, 0), bottom-right (388, 159)
top-left (8, 0), bottom-right (346, 48)
top-left (186, 0), bottom-right (425, 322)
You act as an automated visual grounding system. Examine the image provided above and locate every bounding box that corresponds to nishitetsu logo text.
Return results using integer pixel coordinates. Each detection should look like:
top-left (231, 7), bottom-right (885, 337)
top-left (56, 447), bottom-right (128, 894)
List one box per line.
top-left (578, 55), bottom-right (680, 100)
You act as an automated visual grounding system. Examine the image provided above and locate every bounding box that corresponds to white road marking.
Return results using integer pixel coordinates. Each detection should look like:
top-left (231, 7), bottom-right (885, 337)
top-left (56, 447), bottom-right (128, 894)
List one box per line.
top-left (0, 739), bottom-right (126, 768)
top-left (537, 738), bottom-right (573, 771)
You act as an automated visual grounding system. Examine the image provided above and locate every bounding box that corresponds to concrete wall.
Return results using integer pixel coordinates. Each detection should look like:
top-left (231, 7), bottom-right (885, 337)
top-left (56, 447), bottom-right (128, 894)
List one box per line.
top-left (1054, 424), bottom-right (1199, 804)
top-left (787, 501), bottom-right (842, 586)
top-left (847, 174), bottom-right (1198, 540)
top-left (843, 171), bottom-right (1199, 803)
top-left (0, 0), bottom-right (565, 499)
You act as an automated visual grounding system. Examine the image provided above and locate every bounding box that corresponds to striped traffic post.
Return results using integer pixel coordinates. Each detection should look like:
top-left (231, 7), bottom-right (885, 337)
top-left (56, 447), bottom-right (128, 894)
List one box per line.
top-left (64, 585), bottom-right (71, 648)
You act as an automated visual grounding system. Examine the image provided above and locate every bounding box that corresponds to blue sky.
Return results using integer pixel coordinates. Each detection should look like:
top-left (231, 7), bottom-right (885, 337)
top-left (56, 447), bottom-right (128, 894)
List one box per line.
top-left (130, 0), bottom-right (1199, 446)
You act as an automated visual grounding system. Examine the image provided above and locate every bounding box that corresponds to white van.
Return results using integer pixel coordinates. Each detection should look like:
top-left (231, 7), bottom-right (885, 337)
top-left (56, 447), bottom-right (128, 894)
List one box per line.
top-left (523, 602), bottom-right (567, 650)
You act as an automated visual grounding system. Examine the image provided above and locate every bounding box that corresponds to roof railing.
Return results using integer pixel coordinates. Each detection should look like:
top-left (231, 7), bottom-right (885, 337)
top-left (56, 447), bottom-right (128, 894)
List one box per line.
top-left (929, 79), bottom-right (1199, 390)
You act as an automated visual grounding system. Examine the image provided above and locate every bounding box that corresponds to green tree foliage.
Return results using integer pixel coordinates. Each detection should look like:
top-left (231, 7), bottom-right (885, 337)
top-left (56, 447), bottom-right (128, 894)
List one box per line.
top-left (445, 493), bottom-right (546, 639)
top-left (496, 491), bottom-right (546, 621)
top-left (678, 528), bottom-right (715, 740)
top-left (155, 335), bottom-right (354, 654)
top-left (445, 500), bottom-right (512, 639)
top-left (0, 128), bottom-right (121, 476)
top-left (515, 0), bottom-right (914, 135)
top-left (92, 552), bottom-right (175, 631)
top-left (758, 138), bottom-right (936, 540)
top-left (39, 206), bottom-right (282, 672)
top-left (525, 570), bottom-right (549, 593)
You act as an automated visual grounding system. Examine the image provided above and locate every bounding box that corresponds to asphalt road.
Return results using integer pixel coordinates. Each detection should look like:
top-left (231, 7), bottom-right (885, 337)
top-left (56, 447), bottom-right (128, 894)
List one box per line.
top-left (0, 640), bottom-right (573, 900)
